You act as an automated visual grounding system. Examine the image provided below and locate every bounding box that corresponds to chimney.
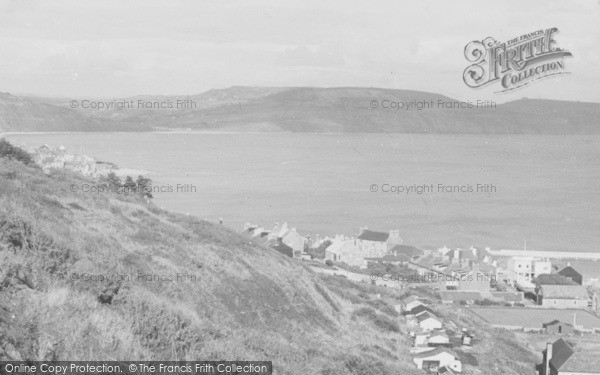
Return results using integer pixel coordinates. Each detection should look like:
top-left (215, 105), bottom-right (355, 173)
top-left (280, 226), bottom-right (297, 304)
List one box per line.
top-left (545, 342), bottom-right (553, 375)
top-left (567, 261), bottom-right (571, 267)
top-left (573, 312), bottom-right (577, 327)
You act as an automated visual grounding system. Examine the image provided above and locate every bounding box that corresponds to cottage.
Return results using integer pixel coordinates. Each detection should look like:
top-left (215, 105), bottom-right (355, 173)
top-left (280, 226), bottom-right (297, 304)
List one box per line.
top-left (402, 295), bottom-right (424, 312)
top-left (408, 304), bottom-right (436, 317)
top-left (356, 227), bottom-right (402, 253)
top-left (542, 338), bottom-right (600, 375)
top-left (364, 253), bottom-right (411, 265)
top-left (557, 266), bottom-right (583, 286)
top-left (428, 332), bottom-right (450, 346)
top-left (412, 347), bottom-right (462, 373)
top-left (281, 228), bottom-right (305, 259)
top-left (324, 239), bottom-right (365, 267)
top-left (389, 244), bottom-right (424, 261)
top-left (536, 285), bottom-right (589, 309)
top-left (543, 320), bottom-right (574, 335)
top-left (417, 312), bottom-right (443, 331)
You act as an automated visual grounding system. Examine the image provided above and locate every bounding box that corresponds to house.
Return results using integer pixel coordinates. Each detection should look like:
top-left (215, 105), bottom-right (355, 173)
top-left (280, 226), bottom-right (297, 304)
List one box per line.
top-left (557, 266), bottom-right (583, 285)
top-left (281, 228), bottom-right (305, 259)
top-left (543, 320), bottom-right (574, 335)
top-left (269, 242), bottom-right (295, 259)
top-left (324, 239), bottom-right (366, 267)
top-left (417, 312), bottom-right (443, 331)
top-left (507, 256), bottom-right (552, 283)
top-left (542, 338), bottom-right (600, 375)
top-left (356, 227), bottom-right (402, 254)
top-left (456, 265), bottom-right (493, 292)
top-left (412, 347), bottom-right (462, 373)
top-left (402, 295), bottom-right (424, 312)
top-left (389, 244), bottom-right (424, 261)
top-left (535, 274), bottom-right (577, 286)
top-left (428, 332), bottom-right (450, 346)
top-left (536, 285), bottom-right (589, 309)
top-left (408, 304), bottom-right (436, 317)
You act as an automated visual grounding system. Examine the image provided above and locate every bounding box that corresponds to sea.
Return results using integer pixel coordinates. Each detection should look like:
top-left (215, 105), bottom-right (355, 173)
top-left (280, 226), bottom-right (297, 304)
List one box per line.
top-left (4, 132), bottom-right (600, 257)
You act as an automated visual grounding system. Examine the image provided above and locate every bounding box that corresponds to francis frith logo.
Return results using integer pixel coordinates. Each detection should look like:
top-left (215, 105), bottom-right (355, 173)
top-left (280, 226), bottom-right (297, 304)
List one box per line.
top-left (463, 28), bottom-right (572, 92)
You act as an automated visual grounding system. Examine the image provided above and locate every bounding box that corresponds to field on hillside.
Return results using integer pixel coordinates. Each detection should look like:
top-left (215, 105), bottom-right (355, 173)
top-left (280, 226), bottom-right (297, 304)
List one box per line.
top-left (470, 307), bottom-right (600, 330)
top-left (4, 133), bottom-right (600, 253)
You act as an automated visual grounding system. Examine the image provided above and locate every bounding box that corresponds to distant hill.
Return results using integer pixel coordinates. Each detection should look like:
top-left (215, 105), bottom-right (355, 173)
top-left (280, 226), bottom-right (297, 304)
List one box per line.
top-left (2, 87), bottom-right (599, 133)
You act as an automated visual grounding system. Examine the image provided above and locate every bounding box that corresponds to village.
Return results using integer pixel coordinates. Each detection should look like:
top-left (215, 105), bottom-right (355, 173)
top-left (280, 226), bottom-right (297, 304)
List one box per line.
top-left (243, 222), bottom-right (600, 375)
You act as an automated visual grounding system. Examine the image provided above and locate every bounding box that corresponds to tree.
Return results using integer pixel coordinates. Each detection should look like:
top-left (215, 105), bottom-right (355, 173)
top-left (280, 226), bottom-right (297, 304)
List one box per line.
top-left (105, 172), bottom-right (122, 189)
top-left (123, 175), bottom-right (137, 194)
top-left (136, 175), bottom-right (153, 199)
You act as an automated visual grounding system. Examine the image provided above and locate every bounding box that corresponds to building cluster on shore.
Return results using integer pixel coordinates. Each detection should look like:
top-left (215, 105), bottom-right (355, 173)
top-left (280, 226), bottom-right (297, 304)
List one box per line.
top-left (242, 222), bottom-right (600, 314)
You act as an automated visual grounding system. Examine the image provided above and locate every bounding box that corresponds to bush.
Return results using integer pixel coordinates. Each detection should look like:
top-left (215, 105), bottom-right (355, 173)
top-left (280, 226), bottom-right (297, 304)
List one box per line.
top-left (0, 139), bottom-right (33, 165)
top-left (325, 260), bottom-right (333, 267)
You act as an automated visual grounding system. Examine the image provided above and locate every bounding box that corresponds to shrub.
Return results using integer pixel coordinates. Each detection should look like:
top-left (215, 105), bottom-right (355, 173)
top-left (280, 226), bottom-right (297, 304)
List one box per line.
top-left (0, 139), bottom-right (33, 165)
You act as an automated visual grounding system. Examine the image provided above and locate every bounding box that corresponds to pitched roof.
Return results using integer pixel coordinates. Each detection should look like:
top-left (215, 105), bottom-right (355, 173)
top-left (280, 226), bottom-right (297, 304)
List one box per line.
top-left (417, 312), bottom-right (440, 323)
top-left (390, 244), bottom-right (424, 258)
top-left (410, 304), bottom-right (436, 316)
top-left (535, 273), bottom-right (577, 286)
top-left (325, 239), bottom-right (359, 255)
top-left (402, 295), bottom-right (418, 304)
top-left (357, 229), bottom-right (389, 242)
top-left (549, 338), bottom-right (574, 371)
top-left (543, 320), bottom-right (573, 328)
top-left (539, 285), bottom-right (589, 299)
top-left (412, 347), bottom-right (457, 359)
top-left (560, 351), bottom-right (600, 373)
top-left (557, 266), bottom-right (583, 278)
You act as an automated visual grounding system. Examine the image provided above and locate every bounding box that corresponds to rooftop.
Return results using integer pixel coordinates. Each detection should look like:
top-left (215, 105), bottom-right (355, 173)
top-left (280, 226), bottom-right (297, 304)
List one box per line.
top-left (539, 284), bottom-right (589, 299)
top-left (357, 229), bottom-right (389, 242)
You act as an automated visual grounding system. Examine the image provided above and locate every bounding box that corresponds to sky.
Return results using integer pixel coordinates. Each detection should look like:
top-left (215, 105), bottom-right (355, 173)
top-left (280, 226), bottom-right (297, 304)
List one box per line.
top-left (0, 0), bottom-right (599, 102)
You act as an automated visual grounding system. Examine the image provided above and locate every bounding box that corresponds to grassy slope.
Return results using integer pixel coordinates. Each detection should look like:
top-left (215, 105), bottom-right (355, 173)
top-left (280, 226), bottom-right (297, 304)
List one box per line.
top-left (0, 155), bottom-right (422, 374)
top-left (0, 149), bottom-right (540, 374)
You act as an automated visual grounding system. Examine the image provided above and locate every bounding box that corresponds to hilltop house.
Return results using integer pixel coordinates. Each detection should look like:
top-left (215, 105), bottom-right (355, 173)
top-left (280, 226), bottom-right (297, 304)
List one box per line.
top-left (417, 312), bottom-right (443, 331)
top-left (542, 338), bottom-right (600, 375)
top-left (536, 284), bottom-right (589, 309)
top-left (412, 347), bottom-right (462, 373)
top-left (557, 265), bottom-right (583, 285)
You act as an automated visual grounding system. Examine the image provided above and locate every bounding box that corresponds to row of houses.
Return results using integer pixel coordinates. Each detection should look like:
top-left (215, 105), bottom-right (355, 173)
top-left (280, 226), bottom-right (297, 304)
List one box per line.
top-left (243, 222), bottom-right (307, 259)
top-left (400, 296), bottom-right (472, 374)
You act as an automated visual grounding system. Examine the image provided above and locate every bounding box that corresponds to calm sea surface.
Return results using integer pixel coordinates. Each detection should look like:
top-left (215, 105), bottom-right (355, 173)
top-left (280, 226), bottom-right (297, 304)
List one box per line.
top-left (4, 132), bottom-right (600, 253)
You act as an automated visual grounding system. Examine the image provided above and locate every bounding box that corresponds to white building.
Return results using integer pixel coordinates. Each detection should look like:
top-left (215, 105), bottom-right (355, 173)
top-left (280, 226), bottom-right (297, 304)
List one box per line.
top-left (417, 313), bottom-right (443, 331)
top-left (412, 347), bottom-right (462, 372)
top-left (507, 256), bottom-right (552, 283)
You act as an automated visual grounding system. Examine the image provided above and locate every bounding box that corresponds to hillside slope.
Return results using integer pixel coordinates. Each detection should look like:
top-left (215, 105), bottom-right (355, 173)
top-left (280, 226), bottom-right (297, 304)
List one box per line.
top-left (3, 87), bottom-right (600, 133)
top-left (0, 93), bottom-right (148, 132)
top-left (0, 142), bottom-right (540, 374)
top-left (0, 147), bottom-right (420, 374)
